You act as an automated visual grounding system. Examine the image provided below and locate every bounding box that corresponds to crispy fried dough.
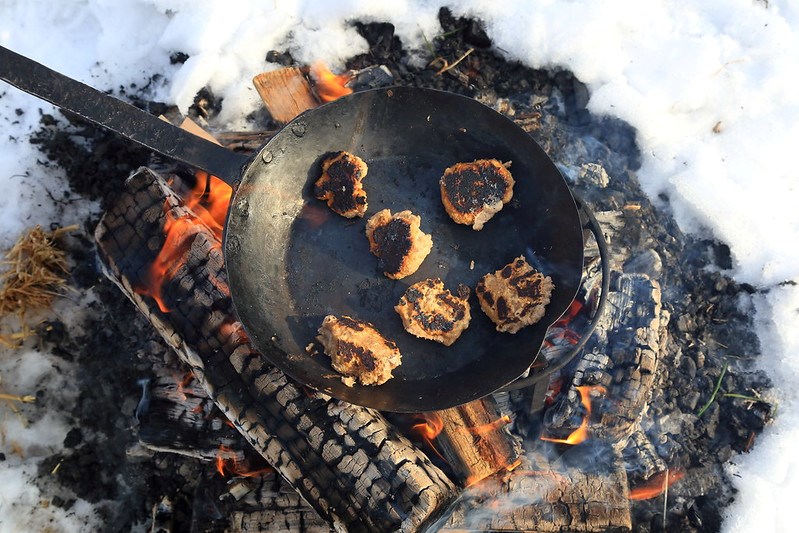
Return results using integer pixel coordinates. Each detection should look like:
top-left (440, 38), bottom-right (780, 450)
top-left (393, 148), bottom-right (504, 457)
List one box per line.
top-left (365, 209), bottom-right (433, 279)
top-left (313, 151), bottom-right (368, 218)
top-left (476, 256), bottom-right (554, 334)
top-left (440, 159), bottom-right (514, 230)
top-left (317, 315), bottom-right (402, 386)
top-left (395, 278), bottom-right (471, 346)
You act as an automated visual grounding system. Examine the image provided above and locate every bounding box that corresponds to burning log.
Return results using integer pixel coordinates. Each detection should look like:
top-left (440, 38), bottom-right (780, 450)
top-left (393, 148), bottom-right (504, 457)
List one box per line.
top-left (429, 399), bottom-right (522, 487)
top-left (95, 167), bottom-right (456, 532)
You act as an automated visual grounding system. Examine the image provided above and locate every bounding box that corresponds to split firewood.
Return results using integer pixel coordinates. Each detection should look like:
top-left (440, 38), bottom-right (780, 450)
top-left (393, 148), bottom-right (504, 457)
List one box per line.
top-left (252, 67), bottom-right (319, 123)
top-left (94, 167), bottom-right (456, 532)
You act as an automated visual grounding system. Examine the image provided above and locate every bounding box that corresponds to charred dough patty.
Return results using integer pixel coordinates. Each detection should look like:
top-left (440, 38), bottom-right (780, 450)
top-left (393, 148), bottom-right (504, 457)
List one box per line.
top-left (314, 151), bottom-right (368, 218)
top-left (440, 159), bottom-right (514, 230)
top-left (365, 209), bottom-right (433, 279)
top-left (317, 315), bottom-right (401, 386)
top-left (476, 256), bottom-right (554, 334)
top-left (395, 278), bottom-right (471, 346)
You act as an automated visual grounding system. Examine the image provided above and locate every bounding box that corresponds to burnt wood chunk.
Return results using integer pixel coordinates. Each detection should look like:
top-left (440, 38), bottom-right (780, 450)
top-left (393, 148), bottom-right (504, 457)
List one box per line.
top-left (190, 469), bottom-right (332, 533)
top-left (135, 369), bottom-right (243, 460)
top-left (544, 273), bottom-right (668, 448)
top-left (439, 448), bottom-right (631, 532)
top-left (95, 167), bottom-right (456, 532)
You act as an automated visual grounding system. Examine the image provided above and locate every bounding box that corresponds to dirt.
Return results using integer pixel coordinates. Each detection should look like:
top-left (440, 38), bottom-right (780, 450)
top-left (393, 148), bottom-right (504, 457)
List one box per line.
top-left (25, 7), bottom-right (772, 532)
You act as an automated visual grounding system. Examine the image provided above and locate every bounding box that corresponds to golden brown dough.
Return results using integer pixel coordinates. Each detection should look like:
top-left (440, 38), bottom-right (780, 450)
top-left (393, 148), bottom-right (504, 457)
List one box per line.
top-left (365, 209), bottom-right (433, 279)
top-left (313, 151), bottom-right (368, 218)
top-left (395, 278), bottom-right (471, 346)
top-left (440, 159), bottom-right (514, 230)
top-left (316, 315), bottom-right (402, 386)
top-left (476, 256), bottom-right (554, 334)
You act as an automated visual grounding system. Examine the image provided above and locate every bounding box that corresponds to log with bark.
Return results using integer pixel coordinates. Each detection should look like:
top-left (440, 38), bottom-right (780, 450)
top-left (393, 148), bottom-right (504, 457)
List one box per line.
top-left (95, 167), bottom-right (457, 532)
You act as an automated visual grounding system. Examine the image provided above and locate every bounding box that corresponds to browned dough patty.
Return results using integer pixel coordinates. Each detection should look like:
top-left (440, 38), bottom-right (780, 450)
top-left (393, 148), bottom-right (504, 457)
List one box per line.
top-left (395, 278), bottom-right (471, 346)
top-left (317, 315), bottom-right (402, 386)
top-left (365, 209), bottom-right (433, 279)
top-left (476, 256), bottom-right (554, 334)
top-left (440, 159), bottom-right (514, 230)
top-left (313, 151), bottom-right (368, 218)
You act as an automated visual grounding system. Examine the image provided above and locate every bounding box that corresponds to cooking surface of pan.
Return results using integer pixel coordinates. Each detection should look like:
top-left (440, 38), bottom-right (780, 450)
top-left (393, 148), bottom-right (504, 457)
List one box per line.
top-left (225, 87), bottom-right (584, 412)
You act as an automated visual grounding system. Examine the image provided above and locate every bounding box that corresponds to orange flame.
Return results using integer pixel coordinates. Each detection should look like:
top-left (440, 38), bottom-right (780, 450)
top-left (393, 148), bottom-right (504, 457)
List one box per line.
top-left (135, 169), bottom-right (232, 313)
top-left (540, 385), bottom-right (607, 445)
top-left (310, 61), bottom-right (353, 102)
top-left (215, 445), bottom-right (274, 478)
top-left (135, 211), bottom-right (200, 312)
top-left (412, 413), bottom-right (447, 462)
top-left (461, 415), bottom-right (512, 437)
top-left (183, 171), bottom-right (232, 241)
top-left (629, 469), bottom-right (685, 500)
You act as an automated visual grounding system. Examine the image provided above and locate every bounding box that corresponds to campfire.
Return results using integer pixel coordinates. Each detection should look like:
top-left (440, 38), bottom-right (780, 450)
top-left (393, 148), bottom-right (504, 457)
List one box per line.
top-left (5, 12), bottom-right (774, 533)
top-left (88, 55), bottom-right (678, 531)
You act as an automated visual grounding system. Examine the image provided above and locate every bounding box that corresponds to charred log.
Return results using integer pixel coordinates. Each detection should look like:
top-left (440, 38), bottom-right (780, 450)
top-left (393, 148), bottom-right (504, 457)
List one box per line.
top-left (95, 167), bottom-right (456, 532)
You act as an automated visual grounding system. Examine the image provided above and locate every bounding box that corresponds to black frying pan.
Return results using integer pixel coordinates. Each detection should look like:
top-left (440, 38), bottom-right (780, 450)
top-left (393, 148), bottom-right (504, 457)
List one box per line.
top-left (0, 46), bottom-right (584, 412)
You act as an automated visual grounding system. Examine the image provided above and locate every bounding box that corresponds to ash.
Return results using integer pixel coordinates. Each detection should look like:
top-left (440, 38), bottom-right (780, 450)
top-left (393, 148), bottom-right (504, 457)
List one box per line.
top-left (22, 8), bottom-right (771, 532)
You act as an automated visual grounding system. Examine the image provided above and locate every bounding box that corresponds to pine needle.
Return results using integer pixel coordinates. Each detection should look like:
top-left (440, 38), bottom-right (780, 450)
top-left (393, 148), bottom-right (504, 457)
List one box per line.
top-left (0, 224), bottom-right (76, 347)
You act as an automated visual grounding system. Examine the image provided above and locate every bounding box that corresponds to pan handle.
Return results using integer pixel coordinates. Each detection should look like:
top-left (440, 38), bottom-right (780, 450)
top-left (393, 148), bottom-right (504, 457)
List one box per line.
top-left (0, 46), bottom-right (250, 187)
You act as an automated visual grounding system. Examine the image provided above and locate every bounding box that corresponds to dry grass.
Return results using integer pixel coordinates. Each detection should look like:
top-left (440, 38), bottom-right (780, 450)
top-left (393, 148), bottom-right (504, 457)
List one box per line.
top-left (0, 225), bottom-right (76, 348)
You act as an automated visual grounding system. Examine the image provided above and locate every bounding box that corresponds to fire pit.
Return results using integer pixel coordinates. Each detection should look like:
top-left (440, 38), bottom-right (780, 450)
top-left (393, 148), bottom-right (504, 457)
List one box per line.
top-left (3, 10), bottom-right (773, 533)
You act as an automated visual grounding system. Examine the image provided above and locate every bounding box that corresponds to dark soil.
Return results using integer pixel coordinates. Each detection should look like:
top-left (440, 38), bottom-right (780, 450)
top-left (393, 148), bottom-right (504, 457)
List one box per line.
top-left (26, 7), bottom-right (771, 532)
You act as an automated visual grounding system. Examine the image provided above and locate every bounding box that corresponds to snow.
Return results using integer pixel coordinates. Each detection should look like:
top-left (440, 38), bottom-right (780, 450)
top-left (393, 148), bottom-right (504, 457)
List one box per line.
top-left (1, 1), bottom-right (798, 531)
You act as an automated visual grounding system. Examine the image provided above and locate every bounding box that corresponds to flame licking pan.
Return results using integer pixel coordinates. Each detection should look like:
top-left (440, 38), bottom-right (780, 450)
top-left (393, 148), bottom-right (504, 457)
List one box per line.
top-left (1, 47), bottom-right (584, 412)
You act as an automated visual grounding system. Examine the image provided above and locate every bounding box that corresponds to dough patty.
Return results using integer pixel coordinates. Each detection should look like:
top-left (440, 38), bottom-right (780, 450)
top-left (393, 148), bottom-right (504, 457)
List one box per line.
top-left (395, 278), bottom-right (471, 346)
top-left (314, 151), bottom-right (368, 218)
top-left (476, 256), bottom-right (554, 334)
top-left (317, 315), bottom-right (401, 386)
top-left (440, 159), bottom-right (514, 230)
top-left (365, 209), bottom-right (433, 279)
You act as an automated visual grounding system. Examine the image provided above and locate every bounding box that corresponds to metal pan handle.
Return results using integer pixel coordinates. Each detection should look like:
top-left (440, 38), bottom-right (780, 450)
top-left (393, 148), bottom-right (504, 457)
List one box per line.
top-left (0, 46), bottom-right (250, 186)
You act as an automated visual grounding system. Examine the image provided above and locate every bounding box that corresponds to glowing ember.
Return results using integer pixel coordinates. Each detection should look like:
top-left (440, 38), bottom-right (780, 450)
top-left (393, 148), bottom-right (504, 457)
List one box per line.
top-left (215, 444), bottom-right (274, 478)
top-left (462, 415), bottom-right (512, 437)
top-left (540, 385), bottom-right (607, 445)
top-left (629, 469), bottom-right (685, 500)
top-left (310, 61), bottom-right (353, 102)
top-left (176, 371), bottom-right (194, 401)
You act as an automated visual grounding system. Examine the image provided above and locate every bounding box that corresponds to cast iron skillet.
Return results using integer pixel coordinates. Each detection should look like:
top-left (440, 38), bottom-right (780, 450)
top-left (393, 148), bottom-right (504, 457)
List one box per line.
top-left (0, 46), bottom-right (584, 412)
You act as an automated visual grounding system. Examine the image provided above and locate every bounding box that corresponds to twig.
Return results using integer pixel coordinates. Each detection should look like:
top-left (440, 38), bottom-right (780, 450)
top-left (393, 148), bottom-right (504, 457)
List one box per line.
top-left (0, 392), bottom-right (36, 403)
top-left (436, 48), bottom-right (474, 75)
top-left (662, 468), bottom-right (669, 530)
top-left (696, 362), bottom-right (728, 418)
